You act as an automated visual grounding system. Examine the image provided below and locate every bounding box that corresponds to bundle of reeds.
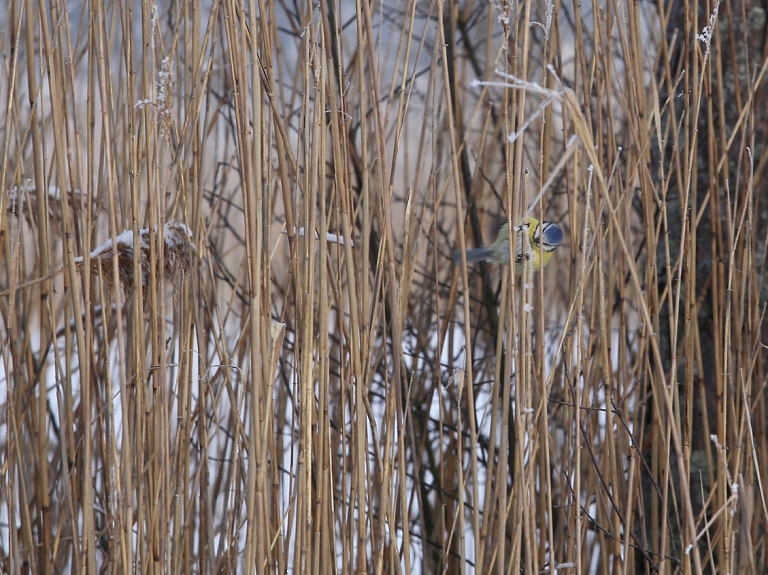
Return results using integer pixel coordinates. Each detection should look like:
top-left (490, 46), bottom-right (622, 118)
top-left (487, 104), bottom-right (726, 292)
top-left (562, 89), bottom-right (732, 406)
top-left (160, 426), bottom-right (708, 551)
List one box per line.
top-left (74, 221), bottom-right (196, 295)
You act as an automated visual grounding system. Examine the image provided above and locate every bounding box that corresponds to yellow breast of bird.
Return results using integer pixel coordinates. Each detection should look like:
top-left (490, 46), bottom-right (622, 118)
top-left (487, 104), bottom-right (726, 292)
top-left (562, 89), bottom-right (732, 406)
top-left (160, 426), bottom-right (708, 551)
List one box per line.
top-left (513, 221), bottom-right (549, 274)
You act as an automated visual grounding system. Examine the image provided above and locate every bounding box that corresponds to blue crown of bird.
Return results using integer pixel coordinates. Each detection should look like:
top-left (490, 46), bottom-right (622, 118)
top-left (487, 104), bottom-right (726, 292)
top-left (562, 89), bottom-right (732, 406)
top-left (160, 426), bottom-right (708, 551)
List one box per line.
top-left (452, 216), bottom-right (564, 274)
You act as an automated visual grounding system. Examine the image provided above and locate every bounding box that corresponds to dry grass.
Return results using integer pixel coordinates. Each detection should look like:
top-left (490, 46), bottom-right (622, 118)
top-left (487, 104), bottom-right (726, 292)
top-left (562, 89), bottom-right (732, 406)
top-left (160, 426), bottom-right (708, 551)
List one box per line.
top-left (1, 0), bottom-right (767, 573)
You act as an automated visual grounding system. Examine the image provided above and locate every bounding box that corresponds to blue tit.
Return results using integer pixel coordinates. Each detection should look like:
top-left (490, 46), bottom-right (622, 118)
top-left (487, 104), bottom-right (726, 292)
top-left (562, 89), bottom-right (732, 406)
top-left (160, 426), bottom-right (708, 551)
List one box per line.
top-left (452, 216), bottom-right (564, 273)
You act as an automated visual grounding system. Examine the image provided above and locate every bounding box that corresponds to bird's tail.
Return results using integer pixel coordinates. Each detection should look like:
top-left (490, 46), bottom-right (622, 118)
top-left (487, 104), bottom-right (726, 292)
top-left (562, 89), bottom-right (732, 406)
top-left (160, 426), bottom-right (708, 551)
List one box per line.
top-left (452, 246), bottom-right (496, 264)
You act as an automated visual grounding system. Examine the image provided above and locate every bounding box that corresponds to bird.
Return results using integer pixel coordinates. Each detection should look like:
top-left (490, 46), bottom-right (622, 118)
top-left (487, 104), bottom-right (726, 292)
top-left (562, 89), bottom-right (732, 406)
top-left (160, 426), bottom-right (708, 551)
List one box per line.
top-left (452, 216), bottom-right (564, 274)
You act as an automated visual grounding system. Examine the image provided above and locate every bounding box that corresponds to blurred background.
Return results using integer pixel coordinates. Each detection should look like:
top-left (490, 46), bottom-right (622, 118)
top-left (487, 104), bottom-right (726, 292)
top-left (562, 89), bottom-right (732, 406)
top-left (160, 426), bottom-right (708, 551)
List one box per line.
top-left (1, 0), bottom-right (767, 573)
